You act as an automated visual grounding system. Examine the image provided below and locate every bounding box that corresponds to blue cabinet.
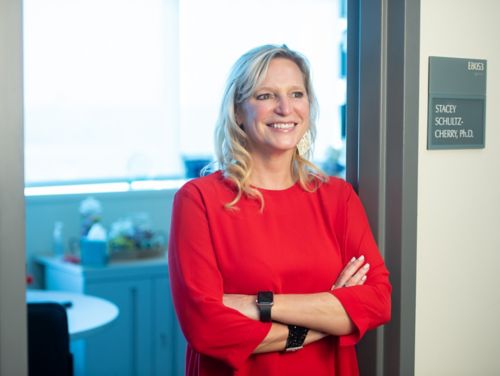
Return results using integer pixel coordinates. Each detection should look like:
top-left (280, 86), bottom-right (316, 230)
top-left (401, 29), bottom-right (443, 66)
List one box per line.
top-left (153, 277), bottom-right (186, 375)
top-left (37, 257), bottom-right (186, 376)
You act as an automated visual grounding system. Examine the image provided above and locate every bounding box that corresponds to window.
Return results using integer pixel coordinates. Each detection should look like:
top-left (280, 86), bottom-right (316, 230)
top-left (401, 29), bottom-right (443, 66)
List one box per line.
top-left (23, 0), bottom-right (346, 187)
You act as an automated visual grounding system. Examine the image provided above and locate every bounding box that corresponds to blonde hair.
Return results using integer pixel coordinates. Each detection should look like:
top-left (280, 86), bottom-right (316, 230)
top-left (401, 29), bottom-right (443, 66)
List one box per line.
top-left (212, 44), bottom-right (327, 209)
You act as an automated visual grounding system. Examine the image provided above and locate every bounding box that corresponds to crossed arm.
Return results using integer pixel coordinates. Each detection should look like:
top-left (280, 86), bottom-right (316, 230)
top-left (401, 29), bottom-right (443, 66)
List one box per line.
top-left (223, 255), bottom-right (370, 353)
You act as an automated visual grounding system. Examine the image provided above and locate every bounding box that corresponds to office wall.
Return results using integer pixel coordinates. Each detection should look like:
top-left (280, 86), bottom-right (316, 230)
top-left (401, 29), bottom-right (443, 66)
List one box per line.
top-left (416, 0), bottom-right (500, 374)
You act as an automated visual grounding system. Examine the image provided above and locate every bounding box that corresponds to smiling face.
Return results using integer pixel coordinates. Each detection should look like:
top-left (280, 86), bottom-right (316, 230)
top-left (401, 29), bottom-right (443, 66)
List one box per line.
top-left (236, 57), bottom-right (310, 161)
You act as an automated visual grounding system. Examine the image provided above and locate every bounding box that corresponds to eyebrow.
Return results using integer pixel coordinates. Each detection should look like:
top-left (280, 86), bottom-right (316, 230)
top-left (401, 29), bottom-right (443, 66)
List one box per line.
top-left (255, 85), bottom-right (306, 92)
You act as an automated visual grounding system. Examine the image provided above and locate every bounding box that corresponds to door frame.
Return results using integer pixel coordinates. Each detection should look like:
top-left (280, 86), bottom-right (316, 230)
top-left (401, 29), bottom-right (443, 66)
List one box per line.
top-left (0, 0), bottom-right (421, 374)
top-left (0, 0), bottom-right (27, 374)
top-left (346, 0), bottom-right (420, 375)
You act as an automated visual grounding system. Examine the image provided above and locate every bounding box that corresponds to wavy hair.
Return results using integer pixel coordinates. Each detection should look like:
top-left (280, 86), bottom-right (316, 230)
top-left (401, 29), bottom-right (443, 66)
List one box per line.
top-left (210, 44), bottom-right (327, 209)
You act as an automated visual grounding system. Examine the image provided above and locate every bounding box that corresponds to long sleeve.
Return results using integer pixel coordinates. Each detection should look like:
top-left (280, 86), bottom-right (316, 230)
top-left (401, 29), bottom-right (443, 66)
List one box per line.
top-left (330, 184), bottom-right (392, 346)
top-left (168, 183), bottom-right (272, 370)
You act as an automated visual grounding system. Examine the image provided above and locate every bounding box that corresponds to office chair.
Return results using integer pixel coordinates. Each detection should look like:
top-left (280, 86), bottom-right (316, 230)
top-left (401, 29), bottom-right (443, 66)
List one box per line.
top-left (27, 302), bottom-right (73, 376)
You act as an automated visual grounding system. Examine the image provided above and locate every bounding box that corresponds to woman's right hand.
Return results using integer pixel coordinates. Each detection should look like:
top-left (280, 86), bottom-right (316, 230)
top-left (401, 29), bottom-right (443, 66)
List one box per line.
top-left (331, 255), bottom-right (370, 290)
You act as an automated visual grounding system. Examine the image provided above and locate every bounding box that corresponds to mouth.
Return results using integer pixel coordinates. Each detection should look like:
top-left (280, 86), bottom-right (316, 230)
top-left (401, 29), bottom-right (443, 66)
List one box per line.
top-left (266, 122), bottom-right (297, 130)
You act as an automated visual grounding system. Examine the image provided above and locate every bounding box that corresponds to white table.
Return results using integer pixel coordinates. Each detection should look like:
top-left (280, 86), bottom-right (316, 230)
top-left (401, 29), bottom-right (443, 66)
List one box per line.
top-left (26, 289), bottom-right (119, 340)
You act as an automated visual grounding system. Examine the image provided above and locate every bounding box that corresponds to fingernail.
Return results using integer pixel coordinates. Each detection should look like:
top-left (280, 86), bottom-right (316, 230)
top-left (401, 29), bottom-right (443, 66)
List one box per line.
top-left (358, 255), bottom-right (365, 261)
top-left (363, 263), bottom-right (370, 269)
top-left (350, 257), bottom-right (356, 262)
top-left (361, 275), bottom-right (367, 281)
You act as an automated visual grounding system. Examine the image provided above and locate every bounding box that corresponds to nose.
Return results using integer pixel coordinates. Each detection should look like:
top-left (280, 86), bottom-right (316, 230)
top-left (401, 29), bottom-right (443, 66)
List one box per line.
top-left (275, 96), bottom-right (292, 116)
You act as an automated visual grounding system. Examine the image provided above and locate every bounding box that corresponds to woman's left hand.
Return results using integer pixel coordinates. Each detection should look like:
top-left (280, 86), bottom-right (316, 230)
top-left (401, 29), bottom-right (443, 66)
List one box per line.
top-left (223, 294), bottom-right (259, 321)
top-left (331, 255), bottom-right (370, 290)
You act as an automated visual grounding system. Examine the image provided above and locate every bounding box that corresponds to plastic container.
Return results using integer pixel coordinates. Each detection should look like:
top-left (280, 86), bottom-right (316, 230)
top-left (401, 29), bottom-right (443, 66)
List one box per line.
top-left (53, 221), bottom-right (64, 257)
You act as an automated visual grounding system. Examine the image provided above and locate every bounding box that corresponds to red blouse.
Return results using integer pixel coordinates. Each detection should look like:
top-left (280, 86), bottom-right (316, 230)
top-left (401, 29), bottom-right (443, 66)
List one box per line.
top-left (168, 171), bottom-right (391, 376)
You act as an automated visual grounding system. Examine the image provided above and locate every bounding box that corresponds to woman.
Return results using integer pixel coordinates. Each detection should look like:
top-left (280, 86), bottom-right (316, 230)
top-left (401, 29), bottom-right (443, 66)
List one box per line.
top-left (168, 44), bottom-right (391, 376)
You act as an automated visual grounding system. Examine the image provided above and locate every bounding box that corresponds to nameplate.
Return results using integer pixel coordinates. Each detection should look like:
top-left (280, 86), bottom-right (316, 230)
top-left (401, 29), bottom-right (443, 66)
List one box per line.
top-left (428, 56), bottom-right (486, 149)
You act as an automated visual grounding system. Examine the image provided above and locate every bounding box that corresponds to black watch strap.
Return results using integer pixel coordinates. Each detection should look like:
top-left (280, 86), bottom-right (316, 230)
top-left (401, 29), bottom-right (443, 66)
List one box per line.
top-left (256, 291), bottom-right (273, 322)
top-left (284, 325), bottom-right (309, 352)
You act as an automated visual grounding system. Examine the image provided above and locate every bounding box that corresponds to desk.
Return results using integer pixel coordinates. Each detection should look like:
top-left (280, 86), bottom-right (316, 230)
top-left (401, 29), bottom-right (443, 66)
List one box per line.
top-left (26, 290), bottom-right (119, 341)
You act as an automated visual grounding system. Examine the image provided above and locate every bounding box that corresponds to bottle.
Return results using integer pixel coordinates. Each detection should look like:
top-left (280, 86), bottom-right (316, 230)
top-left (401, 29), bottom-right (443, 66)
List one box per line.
top-left (53, 221), bottom-right (64, 257)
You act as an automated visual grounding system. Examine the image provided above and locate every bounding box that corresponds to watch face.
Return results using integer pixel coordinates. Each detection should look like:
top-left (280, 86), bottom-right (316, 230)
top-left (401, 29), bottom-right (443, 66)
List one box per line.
top-left (258, 291), bottom-right (273, 303)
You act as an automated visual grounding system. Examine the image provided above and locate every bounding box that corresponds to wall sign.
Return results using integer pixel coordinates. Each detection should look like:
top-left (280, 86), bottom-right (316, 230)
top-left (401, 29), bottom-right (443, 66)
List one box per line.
top-left (428, 56), bottom-right (487, 149)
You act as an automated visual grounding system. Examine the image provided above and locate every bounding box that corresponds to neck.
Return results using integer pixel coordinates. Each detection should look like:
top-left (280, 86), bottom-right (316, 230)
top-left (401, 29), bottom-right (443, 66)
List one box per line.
top-left (249, 151), bottom-right (295, 190)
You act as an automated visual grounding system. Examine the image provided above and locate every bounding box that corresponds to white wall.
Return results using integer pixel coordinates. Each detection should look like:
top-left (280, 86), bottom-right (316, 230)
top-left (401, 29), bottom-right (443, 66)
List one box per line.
top-left (416, 0), bottom-right (500, 374)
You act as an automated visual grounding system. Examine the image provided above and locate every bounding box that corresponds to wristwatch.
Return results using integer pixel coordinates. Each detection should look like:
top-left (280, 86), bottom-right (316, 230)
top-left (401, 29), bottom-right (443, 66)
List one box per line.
top-left (284, 325), bottom-right (309, 352)
top-left (256, 291), bottom-right (274, 322)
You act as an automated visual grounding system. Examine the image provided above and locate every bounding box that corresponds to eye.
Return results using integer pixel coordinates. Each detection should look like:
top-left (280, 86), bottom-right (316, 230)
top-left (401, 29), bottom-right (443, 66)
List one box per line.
top-left (255, 93), bottom-right (273, 100)
top-left (291, 91), bottom-right (305, 98)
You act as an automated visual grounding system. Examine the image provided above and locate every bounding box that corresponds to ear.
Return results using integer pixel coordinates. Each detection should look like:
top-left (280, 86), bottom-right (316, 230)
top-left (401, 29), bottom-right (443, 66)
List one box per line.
top-left (234, 107), bottom-right (241, 124)
top-left (235, 108), bottom-right (242, 126)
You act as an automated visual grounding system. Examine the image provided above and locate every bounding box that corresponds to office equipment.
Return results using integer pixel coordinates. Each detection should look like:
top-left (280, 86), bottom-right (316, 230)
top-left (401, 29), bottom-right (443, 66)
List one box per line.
top-left (27, 302), bottom-right (73, 376)
top-left (26, 290), bottom-right (118, 340)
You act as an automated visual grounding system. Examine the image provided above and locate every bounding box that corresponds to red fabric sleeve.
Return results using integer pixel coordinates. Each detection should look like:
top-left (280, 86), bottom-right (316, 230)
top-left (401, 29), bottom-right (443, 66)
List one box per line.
top-left (168, 183), bottom-right (272, 369)
top-left (330, 184), bottom-right (392, 346)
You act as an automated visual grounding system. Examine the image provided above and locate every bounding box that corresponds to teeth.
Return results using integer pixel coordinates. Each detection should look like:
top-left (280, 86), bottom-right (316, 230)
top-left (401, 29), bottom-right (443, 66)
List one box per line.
top-left (269, 123), bottom-right (295, 129)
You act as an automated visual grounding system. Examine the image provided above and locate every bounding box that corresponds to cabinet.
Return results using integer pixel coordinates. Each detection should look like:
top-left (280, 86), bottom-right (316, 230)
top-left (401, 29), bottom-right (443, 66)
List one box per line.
top-left (37, 256), bottom-right (186, 376)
